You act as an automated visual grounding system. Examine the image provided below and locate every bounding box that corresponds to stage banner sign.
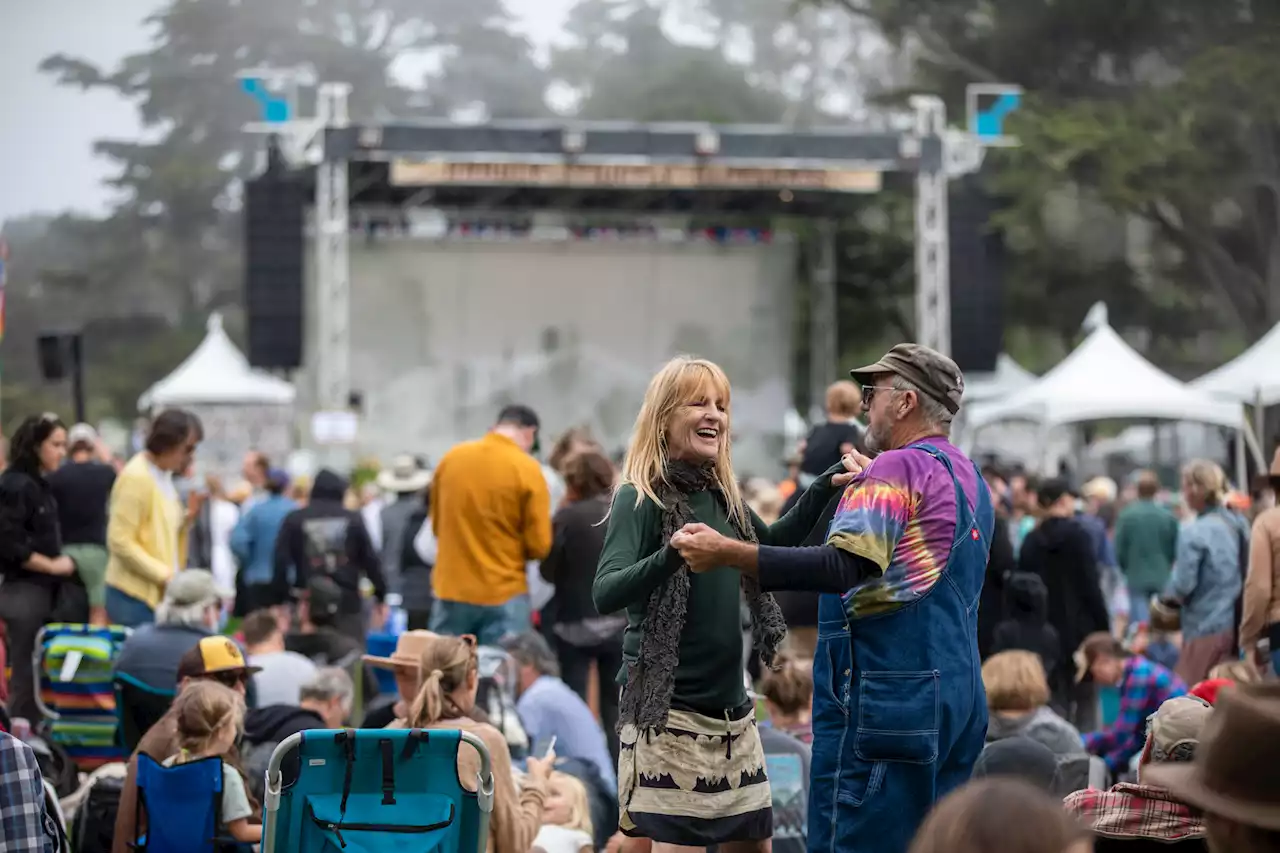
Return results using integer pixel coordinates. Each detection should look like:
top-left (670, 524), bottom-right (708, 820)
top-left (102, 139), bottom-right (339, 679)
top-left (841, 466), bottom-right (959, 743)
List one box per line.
top-left (389, 160), bottom-right (883, 193)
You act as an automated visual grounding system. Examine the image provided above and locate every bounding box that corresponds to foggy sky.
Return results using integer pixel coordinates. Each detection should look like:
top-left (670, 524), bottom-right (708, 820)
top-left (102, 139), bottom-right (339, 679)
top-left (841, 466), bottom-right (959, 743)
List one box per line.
top-left (0, 0), bottom-right (574, 224)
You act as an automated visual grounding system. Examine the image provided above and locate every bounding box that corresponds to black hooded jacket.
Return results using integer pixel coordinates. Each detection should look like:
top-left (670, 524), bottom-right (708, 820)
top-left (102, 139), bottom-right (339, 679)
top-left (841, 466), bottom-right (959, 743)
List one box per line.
top-left (1017, 516), bottom-right (1110, 665)
top-left (992, 571), bottom-right (1063, 684)
top-left (243, 703), bottom-right (325, 746)
top-left (273, 469), bottom-right (386, 615)
top-left (977, 514), bottom-right (1017, 660)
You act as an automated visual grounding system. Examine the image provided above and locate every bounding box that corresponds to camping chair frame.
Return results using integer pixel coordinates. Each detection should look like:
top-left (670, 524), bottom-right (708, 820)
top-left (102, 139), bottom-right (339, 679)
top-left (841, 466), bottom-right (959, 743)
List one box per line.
top-left (262, 729), bottom-right (496, 853)
top-left (32, 624), bottom-right (133, 721)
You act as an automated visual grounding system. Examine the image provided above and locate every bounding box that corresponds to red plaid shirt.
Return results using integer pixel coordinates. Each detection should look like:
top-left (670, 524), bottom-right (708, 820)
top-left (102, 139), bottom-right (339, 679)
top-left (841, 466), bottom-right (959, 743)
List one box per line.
top-left (1064, 781), bottom-right (1205, 842)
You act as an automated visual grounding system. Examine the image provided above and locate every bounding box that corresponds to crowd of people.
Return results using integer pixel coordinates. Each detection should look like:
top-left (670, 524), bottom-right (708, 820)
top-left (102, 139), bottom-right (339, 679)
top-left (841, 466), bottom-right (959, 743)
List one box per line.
top-left (1, 342), bottom-right (1280, 853)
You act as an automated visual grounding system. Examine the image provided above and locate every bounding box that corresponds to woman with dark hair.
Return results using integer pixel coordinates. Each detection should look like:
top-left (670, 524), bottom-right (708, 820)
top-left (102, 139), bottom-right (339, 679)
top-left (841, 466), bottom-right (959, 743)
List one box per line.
top-left (539, 448), bottom-right (622, 761)
top-left (0, 413), bottom-right (85, 721)
top-left (105, 408), bottom-right (204, 627)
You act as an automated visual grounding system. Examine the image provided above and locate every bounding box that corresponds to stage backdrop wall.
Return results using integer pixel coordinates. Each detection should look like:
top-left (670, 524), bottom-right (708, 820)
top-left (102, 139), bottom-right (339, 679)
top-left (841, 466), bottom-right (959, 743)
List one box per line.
top-left (296, 237), bottom-right (797, 475)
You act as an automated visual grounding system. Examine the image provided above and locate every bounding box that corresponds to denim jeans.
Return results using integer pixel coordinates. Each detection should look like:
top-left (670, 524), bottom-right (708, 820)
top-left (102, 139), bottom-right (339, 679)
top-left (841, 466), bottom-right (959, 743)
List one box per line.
top-left (429, 594), bottom-right (532, 646)
top-left (105, 587), bottom-right (155, 628)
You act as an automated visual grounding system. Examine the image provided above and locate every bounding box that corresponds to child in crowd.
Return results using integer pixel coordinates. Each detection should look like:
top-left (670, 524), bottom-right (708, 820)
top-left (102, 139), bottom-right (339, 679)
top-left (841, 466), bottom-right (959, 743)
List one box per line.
top-left (165, 680), bottom-right (261, 845)
top-left (760, 654), bottom-right (813, 744)
top-left (1127, 621), bottom-right (1181, 672)
top-left (532, 772), bottom-right (594, 853)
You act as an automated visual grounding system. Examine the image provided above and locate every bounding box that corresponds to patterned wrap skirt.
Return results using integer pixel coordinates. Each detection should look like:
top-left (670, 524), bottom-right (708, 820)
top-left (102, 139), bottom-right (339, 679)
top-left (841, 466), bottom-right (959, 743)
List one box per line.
top-left (618, 707), bottom-right (773, 845)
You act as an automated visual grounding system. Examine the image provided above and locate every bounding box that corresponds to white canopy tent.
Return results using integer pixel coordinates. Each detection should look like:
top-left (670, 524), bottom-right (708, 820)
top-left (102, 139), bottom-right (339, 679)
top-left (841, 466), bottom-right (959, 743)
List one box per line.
top-left (1192, 321), bottom-right (1280, 407)
top-left (966, 322), bottom-right (1243, 432)
top-left (963, 353), bottom-right (1037, 405)
top-left (138, 313), bottom-right (296, 482)
top-left (139, 313), bottom-right (296, 409)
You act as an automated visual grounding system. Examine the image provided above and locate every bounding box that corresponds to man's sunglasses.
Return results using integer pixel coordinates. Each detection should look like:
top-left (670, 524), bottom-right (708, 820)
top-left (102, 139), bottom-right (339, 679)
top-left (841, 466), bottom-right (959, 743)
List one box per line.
top-left (211, 670), bottom-right (251, 688)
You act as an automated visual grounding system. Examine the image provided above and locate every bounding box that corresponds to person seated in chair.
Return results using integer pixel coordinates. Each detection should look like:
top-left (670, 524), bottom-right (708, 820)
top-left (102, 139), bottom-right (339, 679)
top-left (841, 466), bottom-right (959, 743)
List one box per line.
top-left (0, 729), bottom-right (65, 852)
top-left (114, 569), bottom-right (232, 693)
top-left (160, 680), bottom-right (261, 846)
top-left (112, 637), bottom-right (261, 853)
top-left (285, 575), bottom-right (379, 701)
top-left (1065, 696), bottom-right (1213, 851)
top-left (242, 667), bottom-right (354, 802)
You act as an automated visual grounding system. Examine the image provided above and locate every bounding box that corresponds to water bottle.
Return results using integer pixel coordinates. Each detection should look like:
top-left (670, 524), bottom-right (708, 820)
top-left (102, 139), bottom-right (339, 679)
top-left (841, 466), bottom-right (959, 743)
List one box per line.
top-left (385, 592), bottom-right (407, 636)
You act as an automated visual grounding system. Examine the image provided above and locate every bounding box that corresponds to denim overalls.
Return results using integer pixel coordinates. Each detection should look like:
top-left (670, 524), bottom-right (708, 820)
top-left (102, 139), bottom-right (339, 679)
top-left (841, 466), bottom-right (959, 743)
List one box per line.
top-left (808, 444), bottom-right (993, 853)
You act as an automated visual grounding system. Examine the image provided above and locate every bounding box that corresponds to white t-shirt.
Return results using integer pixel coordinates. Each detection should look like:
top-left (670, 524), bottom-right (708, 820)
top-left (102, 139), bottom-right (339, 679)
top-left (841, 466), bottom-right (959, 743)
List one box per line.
top-left (248, 650), bottom-right (318, 707)
top-left (148, 460), bottom-right (181, 570)
top-left (532, 825), bottom-right (592, 853)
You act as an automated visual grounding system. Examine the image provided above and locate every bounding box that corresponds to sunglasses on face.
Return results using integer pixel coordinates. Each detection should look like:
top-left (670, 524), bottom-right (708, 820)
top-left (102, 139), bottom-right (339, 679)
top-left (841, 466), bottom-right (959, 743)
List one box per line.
top-left (211, 670), bottom-right (251, 689)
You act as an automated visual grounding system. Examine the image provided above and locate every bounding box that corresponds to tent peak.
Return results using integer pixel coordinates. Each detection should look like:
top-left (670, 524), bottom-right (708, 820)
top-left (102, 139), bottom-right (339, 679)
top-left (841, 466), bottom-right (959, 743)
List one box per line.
top-left (1081, 302), bottom-right (1109, 333)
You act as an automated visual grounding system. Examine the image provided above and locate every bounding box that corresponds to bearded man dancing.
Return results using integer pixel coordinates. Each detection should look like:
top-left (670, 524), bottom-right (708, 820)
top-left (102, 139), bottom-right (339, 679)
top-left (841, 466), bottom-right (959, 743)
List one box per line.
top-left (672, 344), bottom-right (992, 853)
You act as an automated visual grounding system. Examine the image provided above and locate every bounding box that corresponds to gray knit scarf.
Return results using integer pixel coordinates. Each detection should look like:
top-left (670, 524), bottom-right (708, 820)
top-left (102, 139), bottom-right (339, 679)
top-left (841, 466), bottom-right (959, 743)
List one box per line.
top-left (618, 459), bottom-right (788, 733)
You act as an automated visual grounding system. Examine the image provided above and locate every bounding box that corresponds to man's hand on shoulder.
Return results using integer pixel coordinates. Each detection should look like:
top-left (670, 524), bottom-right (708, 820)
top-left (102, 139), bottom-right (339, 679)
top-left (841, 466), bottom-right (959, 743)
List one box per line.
top-left (831, 451), bottom-right (873, 488)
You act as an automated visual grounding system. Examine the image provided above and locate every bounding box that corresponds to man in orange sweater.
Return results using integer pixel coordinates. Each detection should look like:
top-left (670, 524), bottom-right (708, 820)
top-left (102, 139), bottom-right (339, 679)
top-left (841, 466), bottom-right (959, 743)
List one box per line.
top-left (429, 405), bottom-right (553, 645)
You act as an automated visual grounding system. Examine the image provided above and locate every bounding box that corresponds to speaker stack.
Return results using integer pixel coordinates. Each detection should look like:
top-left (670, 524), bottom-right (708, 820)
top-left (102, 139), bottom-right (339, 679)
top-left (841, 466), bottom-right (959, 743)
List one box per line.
top-left (243, 157), bottom-right (307, 370)
top-left (948, 176), bottom-right (1006, 375)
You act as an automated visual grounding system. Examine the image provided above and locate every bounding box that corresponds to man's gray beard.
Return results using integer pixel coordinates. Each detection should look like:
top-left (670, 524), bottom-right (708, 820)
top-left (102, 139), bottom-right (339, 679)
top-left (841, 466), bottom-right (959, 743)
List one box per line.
top-left (864, 425), bottom-right (887, 454)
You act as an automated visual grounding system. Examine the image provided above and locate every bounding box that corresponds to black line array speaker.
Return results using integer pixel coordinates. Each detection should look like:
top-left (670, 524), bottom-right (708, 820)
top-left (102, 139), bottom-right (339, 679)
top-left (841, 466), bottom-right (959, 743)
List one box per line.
top-left (37, 333), bottom-right (69, 381)
top-left (948, 177), bottom-right (1006, 375)
top-left (244, 169), bottom-right (307, 369)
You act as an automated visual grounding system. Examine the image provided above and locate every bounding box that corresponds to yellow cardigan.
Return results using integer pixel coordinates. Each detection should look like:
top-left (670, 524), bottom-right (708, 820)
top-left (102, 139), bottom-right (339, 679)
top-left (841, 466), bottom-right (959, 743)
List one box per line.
top-left (105, 453), bottom-right (188, 608)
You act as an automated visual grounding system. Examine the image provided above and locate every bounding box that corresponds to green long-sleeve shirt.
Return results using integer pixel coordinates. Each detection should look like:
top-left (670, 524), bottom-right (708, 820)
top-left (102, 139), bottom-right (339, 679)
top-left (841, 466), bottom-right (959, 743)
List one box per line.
top-left (593, 466), bottom-right (843, 713)
top-left (1114, 498), bottom-right (1180, 594)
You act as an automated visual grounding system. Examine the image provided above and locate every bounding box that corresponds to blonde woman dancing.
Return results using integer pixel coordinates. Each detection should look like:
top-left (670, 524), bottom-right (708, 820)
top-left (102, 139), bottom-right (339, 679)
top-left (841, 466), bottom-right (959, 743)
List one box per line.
top-left (595, 356), bottom-right (857, 853)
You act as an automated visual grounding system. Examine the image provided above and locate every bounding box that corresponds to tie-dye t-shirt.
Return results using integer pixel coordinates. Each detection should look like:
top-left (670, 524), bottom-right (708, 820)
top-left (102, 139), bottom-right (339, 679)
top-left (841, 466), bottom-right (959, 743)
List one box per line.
top-left (825, 438), bottom-right (982, 619)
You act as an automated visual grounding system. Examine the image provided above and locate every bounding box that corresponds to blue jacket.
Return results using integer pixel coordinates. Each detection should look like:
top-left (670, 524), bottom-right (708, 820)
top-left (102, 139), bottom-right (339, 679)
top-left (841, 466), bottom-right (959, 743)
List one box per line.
top-left (230, 493), bottom-right (297, 587)
top-left (1166, 507), bottom-right (1249, 640)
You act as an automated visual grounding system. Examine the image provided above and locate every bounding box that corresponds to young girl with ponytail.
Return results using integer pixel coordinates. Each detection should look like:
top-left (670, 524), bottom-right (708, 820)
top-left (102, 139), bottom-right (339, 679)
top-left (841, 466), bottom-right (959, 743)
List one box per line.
top-left (406, 633), bottom-right (554, 853)
top-left (164, 680), bottom-right (261, 845)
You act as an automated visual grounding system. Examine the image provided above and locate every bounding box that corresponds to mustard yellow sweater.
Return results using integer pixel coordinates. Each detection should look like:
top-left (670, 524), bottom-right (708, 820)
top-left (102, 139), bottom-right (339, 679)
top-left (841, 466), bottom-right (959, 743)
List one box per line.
top-left (430, 432), bottom-right (553, 606)
top-left (105, 453), bottom-right (187, 608)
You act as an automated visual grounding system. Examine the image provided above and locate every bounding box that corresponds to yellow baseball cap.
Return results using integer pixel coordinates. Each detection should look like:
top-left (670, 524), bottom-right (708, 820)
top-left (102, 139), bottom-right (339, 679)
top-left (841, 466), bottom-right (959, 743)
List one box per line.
top-left (178, 636), bottom-right (261, 680)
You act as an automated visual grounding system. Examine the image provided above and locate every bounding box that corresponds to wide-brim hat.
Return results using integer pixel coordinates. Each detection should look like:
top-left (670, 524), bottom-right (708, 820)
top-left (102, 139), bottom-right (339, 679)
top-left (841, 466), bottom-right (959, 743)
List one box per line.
top-left (1147, 683), bottom-right (1280, 830)
top-left (376, 454), bottom-right (431, 494)
top-left (362, 629), bottom-right (438, 670)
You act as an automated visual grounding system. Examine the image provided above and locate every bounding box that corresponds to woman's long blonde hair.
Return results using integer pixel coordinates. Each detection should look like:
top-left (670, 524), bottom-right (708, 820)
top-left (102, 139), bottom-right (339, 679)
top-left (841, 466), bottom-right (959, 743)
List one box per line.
top-left (619, 356), bottom-right (746, 525)
top-left (407, 633), bottom-right (479, 727)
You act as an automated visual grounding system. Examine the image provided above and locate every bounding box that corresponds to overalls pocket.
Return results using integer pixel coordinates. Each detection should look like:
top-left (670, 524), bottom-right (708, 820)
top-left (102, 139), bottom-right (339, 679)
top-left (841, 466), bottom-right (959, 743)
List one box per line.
top-left (854, 670), bottom-right (941, 764)
top-left (813, 630), bottom-right (853, 717)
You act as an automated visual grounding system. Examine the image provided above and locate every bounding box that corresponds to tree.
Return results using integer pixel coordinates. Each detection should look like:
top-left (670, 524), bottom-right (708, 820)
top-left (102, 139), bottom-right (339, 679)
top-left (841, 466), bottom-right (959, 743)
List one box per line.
top-left (551, 1), bottom-right (787, 122)
top-left (41, 0), bottom-right (548, 316)
top-left (821, 0), bottom-right (1280, 352)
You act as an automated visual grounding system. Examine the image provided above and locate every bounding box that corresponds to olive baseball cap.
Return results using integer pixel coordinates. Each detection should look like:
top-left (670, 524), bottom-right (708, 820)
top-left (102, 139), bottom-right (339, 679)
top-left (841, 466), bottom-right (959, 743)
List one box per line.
top-left (849, 343), bottom-right (965, 415)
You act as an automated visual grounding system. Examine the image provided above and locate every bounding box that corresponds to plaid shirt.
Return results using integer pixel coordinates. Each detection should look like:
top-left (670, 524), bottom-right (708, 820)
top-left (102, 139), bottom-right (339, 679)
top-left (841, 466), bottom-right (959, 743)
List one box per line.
top-left (1083, 657), bottom-right (1187, 773)
top-left (0, 732), bottom-right (57, 853)
top-left (1064, 781), bottom-right (1205, 841)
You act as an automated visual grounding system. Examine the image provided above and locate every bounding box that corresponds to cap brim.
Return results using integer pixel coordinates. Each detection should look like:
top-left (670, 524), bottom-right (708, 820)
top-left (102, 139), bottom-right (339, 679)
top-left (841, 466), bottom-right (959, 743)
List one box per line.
top-left (1145, 763), bottom-right (1280, 831)
top-left (849, 360), bottom-right (895, 386)
top-left (208, 664), bottom-right (263, 676)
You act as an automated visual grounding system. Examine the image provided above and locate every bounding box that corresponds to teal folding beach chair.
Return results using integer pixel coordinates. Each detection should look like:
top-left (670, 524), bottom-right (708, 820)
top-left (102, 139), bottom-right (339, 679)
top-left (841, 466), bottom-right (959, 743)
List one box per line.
top-left (262, 727), bottom-right (494, 853)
